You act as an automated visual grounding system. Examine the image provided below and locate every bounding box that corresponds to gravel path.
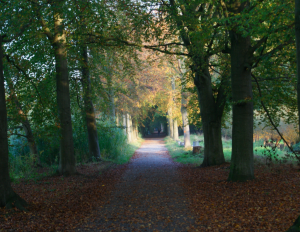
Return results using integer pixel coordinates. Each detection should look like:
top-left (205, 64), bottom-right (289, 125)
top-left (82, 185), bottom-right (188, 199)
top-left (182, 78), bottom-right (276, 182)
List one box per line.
top-left (83, 138), bottom-right (195, 231)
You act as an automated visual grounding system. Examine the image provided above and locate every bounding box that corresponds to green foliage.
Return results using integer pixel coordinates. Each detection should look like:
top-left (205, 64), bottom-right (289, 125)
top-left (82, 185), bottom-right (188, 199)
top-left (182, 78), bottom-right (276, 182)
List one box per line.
top-left (97, 119), bottom-right (128, 160)
top-left (97, 118), bottom-right (142, 164)
top-left (164, 136), bottom-right (203, 165)
top-left (164, 134), bottom-right (206, 165)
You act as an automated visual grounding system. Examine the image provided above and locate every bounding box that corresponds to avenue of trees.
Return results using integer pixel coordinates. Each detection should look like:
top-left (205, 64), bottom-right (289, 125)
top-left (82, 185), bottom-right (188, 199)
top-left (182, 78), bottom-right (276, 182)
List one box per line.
top-left (1, 0), bottom-right (300, 227)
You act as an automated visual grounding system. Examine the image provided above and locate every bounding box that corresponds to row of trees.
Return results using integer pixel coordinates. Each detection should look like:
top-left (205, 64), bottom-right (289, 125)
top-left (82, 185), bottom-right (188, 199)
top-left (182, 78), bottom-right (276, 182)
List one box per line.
top-left (0, 0), bottom-right (174, 209)
top-left (137, 0), bottom-right (297, 182)
top-left (1, 0), bottom-right (300, 225)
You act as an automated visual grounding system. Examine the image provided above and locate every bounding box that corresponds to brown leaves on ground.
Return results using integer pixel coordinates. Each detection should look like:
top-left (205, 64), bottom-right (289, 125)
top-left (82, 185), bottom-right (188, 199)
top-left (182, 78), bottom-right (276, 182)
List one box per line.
top-left (179, 163), bottom-right (300, 231)
top-left (1, 157), bottom-right (300, 231)
top-left (0, 163), bottom-right (127, 231)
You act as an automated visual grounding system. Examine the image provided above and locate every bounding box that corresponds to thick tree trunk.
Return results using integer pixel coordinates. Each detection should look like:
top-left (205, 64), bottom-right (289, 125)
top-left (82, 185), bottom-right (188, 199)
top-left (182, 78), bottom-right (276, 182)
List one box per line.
top-left (0, 39), bottom-right (27, 209)
top-left (7, 80), bottom-right (40, 165)
top-left (295, 0), bottom-right (300, 137)
top-left (80, 45), bottom-right (101, 161)
top-left (193, 64), bottom-right (225, 167)
top-left (228, 30), bottom-right (254, 182)
top-left (53, 12), bottom-right (76, 175)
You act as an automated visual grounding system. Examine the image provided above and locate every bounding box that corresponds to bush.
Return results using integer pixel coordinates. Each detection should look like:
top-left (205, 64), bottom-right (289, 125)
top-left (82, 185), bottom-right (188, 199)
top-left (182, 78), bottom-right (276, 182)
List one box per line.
top-left (97, 119), bottom-right (128, 160)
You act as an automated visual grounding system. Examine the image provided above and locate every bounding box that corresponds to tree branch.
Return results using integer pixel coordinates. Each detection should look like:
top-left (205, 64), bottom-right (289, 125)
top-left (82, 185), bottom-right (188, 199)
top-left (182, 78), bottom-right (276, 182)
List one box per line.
top-left (252, 73), bottom-right (300, 162)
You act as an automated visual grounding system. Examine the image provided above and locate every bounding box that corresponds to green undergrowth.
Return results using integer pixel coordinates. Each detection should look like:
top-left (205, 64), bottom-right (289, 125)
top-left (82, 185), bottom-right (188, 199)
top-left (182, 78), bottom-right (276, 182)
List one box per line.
top-left (164, 134), bottom-right (298, 166)
top-left (164, 136), bottom-right (203, 166)
top-left (9, 135), bottom-right (143, 183)
top-left (111, 137), bottom-right (143, 164)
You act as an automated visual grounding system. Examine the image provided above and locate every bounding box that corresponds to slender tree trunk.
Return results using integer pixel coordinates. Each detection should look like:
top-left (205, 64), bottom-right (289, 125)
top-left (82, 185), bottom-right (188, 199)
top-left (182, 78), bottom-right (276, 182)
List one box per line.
top-left (116, 112), bottom-right (119, 127)
top-left (179, 58), bottom-right (191, 147)
top-left (173, 119), bottom-right (179, 140)
top-left (7, 80), bottom-right (40, 165)
top-left (135, 124), bottom-right (139, 139)
top-left (0, 39), bottom-right (27, 209)
top-left (132, 120), bottom-right (137, 141)
top-left (296, 0), bottom-right (300, 137)
top-left (122, 113), bottom-right (126, 135)
top-left (167, 108), bottom-right (174, 138)
top-left (171, 77), bottom-right (178, 140)
top-left (181, 92), bottom-right (191, 147)
top-left (193, 63), bottom-right (225, 167)
top-left (80, 45), bottom-right (101, 161)
top-left (126, 113), bottom-right (131, 142)
top-left (53, 12), bottom-right (76, 175)
top-left (227, 30), bottom-right (254, 182)
top-left (108, 77), bottom-right (115, 122)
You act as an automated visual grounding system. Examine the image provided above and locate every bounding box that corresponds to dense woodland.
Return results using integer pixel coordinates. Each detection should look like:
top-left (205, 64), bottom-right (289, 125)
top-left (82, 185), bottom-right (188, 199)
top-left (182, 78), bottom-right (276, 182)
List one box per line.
top-left (1, 0), bottom-right (300, 230)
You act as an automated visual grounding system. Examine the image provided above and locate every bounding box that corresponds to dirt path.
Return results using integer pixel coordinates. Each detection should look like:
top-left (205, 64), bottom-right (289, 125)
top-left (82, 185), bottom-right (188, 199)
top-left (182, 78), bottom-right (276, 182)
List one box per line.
top-left (83, 138), bottom-right (195, 231)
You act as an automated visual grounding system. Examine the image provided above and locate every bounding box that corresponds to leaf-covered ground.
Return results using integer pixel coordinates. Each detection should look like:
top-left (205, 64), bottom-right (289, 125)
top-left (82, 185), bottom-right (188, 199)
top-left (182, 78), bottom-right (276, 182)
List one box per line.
top-left (179, 164), bottom-right (300, 231)
top-left (1, 138), bottom-right (300, 231)
top-left (0, 162), bottom-right (128, 231)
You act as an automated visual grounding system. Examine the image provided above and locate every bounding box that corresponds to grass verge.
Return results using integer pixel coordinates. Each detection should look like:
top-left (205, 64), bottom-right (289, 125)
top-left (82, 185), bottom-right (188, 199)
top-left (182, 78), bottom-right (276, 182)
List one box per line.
top-left (165, 134), bottom-right (298, 166)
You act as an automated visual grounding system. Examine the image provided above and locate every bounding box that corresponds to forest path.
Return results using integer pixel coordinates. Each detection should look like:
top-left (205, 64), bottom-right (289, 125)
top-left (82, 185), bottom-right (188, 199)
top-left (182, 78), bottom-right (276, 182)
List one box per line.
top-left (83, 137), bottom-right (195, 231)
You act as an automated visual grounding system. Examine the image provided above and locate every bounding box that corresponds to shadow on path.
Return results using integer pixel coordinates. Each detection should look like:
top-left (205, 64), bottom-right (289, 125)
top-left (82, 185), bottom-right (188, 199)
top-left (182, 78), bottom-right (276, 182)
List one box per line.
top-left (81, 138), bottom-right (195, 231)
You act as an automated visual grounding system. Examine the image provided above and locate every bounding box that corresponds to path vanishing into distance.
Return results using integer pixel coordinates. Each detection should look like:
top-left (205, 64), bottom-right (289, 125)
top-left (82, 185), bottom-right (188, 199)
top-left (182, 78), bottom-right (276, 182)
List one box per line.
top-left (81, 137), bottom-right (196, 231)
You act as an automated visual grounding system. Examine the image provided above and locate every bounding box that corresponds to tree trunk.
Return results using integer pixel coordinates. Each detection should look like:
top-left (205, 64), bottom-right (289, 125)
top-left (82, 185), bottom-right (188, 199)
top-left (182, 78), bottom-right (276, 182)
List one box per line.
top-left (122, 113), bottom-right (127, 135)
top-left (295, 0), bottom-right (300, 137)
top-left (126, 113), bottom-right (132, 142)
top-left (181, 90), bottom-right (191, 147)
top-left (53, 11), bottom-right (76, 175)
top-left (179, 59), bottom-right (191, 147)
top-left (227, 30), bottom-right (254, 182)
top-left (116, 112), bottom-right (119, 127)
top-left (193, 63), bottom-right (225, 167)
top-left (7, 79), bottom-right (40, 165)
top-left (108, 78), bottom-right (115, 122)
top-left (173, 119), bottom-right (179, 140)
top-left (167, 108), bottom-right (174, 138)
top-left (0, 39), bottom-right (27, 210)
top-left (171, 77), bottom-right (178, 140)
top-left (80, 45), bottom-right (101, 161)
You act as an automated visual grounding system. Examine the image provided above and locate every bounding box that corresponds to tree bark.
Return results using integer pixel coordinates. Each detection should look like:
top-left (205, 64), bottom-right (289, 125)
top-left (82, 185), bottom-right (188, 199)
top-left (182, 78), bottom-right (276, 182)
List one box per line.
top-left (53, 11), bottom-right (76, 175)
top-left (179, 58), bottom-right (191, 147)
top-left (167, 108), bottom-right (174, 138)
top-left (126, 113), bottom-right (132, 142)
top-left (193, 60), bottom-right (225, 167)
top-left (227, 30), bottom-right (254, 182)
top-left (107, 76), bottom-right (115, 122)
top-left (171, 77), bottom-right (179, 140)
top-left (80, 45), bottom-right (101, 161)
top-left (0, 38), bottom-right (27, 210)
top-left (173, 119), bottom-right (179, 140)
top-left (181, 89), bottom-right (191, 147)
top-left (122, 113), bottom-right (127, 135)
top-left (116, 112), bottom-right (119, 127)
top-left (295, 0), bottom-right (300, 137)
